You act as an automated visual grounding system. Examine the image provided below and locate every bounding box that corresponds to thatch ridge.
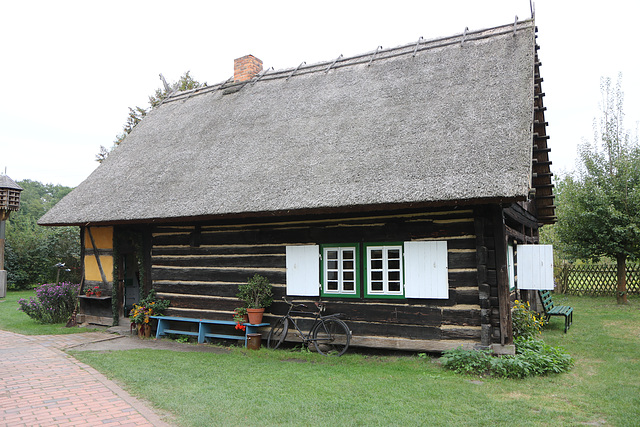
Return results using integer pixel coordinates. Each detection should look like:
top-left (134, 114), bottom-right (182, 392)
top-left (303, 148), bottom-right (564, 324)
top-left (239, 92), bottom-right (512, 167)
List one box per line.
top-left (40, 19), bottom-right (537, 226)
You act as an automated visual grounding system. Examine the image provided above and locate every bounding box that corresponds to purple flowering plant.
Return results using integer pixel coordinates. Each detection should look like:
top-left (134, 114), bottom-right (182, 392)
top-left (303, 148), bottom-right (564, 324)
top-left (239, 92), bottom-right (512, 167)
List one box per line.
top-left (18, 282), bottom-right (81, 324)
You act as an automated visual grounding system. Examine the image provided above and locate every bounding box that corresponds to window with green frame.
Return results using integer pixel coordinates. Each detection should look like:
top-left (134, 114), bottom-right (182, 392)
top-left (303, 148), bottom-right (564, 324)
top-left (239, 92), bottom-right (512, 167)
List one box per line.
top-left (289, 241), bottom-right (448, 300)
top-left (364, 243), bottom-right (404, 298)
top-left (320, 244), bottom-right (360, 298)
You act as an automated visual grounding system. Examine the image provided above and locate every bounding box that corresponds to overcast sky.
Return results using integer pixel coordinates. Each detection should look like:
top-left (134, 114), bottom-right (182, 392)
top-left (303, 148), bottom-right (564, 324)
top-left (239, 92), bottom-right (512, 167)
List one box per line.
top-left (1, 0), bottom-right (639, 187)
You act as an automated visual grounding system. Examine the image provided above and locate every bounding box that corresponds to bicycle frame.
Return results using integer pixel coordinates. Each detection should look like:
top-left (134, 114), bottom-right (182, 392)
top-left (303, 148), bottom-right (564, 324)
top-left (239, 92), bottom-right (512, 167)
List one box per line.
top-left (282, 299), bottom-right (346, 345)
top-left (284, 302), bottom-right (323, 344)
top-left (268, 297), bottom-right (351, 355)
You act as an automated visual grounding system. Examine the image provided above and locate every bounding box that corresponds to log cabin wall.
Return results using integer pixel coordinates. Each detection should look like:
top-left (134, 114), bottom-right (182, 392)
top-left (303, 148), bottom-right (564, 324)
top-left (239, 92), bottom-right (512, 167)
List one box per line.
top-left (150, 206), bottom-right (510, 352)
top-left (504, 202), bottom-right (542, 311)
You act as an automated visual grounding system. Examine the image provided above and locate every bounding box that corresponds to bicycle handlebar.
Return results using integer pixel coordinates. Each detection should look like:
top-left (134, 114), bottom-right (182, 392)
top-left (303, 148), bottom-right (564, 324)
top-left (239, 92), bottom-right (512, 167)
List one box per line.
top-left (282, 296), bottom-right (325, 313)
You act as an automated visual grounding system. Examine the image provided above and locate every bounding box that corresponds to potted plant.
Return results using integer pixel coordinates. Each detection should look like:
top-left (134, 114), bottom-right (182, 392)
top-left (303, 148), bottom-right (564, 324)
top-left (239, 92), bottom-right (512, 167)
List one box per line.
top-left (233, 307), bottom-right (248, 324)
top-left (84, 287), bottom-right (93, 297)
top-left (236, 274), bottom-right (273, 324)
top-left (93, 286), bottom-right (102, 297)
top-left (129, 290), bottom-right (171, 338)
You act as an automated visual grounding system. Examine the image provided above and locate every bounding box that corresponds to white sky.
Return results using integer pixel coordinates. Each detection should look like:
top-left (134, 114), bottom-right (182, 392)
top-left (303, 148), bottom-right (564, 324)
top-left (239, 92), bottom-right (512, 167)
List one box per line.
top-left (1, 0), bottom-right (639, 187)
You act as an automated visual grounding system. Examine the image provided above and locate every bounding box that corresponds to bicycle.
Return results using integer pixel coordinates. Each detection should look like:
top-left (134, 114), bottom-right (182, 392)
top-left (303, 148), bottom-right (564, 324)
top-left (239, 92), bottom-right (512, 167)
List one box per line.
top-left (267, 297), bottom-right (351, 356)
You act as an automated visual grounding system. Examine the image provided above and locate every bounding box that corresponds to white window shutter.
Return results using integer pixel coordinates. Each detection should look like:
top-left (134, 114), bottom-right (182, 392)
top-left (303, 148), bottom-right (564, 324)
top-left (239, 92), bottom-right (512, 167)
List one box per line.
top-left (286, 245), bottom-right (320, 296)
top-left (404, 241), bottom-right (448, 299)
top-left (517, 245), bottom-right (554, 290)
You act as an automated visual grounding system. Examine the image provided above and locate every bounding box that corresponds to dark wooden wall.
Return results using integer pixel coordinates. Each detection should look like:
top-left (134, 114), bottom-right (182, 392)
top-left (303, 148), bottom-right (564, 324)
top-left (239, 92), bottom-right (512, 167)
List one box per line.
top-left (149, 206), bottom-right (508, 350)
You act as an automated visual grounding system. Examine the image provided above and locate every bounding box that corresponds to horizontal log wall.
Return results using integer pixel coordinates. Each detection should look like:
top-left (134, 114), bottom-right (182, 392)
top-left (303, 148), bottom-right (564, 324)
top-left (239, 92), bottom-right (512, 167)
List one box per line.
top-left (151, 208), bottom-right (486, 350)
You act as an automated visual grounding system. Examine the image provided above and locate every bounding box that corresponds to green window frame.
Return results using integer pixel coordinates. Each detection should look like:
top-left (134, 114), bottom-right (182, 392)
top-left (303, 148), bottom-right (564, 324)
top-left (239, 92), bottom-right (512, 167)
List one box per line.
top-left (364, 243), bottom-right (404, 299)
top-left (320, 244), bottom-right (361, 298)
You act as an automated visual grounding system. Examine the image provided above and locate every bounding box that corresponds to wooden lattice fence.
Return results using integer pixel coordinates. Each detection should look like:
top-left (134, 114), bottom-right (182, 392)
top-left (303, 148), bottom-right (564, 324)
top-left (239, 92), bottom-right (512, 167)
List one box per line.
top-left (556, 263), bottom-right (640, 296)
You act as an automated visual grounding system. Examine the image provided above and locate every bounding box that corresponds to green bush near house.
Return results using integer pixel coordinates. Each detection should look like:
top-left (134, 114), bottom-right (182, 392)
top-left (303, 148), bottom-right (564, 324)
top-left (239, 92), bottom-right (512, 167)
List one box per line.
top-left (440, 337), bottom-right (574, 379)
top-left (511, 299), bottom-right (545, 339)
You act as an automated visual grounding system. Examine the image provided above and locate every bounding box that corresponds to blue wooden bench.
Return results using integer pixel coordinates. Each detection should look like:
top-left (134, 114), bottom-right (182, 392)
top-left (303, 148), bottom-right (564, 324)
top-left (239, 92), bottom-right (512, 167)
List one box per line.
top-left (149, 316), bottom-right (269, 347)
top-left (538, 291), bottom-right (573, 333)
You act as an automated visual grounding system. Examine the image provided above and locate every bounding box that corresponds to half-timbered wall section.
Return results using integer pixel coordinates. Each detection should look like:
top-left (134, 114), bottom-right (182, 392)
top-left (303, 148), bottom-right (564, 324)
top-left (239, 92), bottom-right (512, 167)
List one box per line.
top-left (80, 226), bottom-right (115, 325)
top-left (83, 226), bottom-right (114, 291)
top-left (150, 206), bottom-right (511, 352)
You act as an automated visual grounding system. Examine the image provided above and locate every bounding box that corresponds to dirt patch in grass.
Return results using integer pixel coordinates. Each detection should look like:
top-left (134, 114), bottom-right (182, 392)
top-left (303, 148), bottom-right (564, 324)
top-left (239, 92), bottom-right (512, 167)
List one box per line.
top-left (603, 320), bottom-right (640, 339)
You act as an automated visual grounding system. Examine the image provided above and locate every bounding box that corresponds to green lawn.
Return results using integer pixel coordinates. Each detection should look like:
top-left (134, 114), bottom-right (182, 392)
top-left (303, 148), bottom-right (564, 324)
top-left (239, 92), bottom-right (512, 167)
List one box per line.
top-left (0, 290), bottom-right (99, 335)
top-left (2, 291), bottom-right (639, 426)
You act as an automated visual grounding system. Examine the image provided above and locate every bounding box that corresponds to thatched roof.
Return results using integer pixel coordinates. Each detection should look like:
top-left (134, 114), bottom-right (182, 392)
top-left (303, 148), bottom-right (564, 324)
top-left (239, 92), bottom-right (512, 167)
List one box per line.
top-left (0, 175), bottom-right (22, 191)
top-left (40, 20), bottom-right (541, 226)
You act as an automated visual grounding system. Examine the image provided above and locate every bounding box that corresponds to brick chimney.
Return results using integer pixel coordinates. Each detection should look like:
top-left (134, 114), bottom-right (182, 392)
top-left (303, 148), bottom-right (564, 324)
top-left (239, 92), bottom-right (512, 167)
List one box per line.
top-left (234, 55), bottom-right (263, 82)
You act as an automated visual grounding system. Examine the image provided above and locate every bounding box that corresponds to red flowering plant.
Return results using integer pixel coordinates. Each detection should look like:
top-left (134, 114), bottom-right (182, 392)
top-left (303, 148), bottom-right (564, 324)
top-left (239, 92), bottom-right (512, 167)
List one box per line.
top-left (84, 285), bottom-right (102, 296)
top-left (233, 307), bottom-right (248, 331)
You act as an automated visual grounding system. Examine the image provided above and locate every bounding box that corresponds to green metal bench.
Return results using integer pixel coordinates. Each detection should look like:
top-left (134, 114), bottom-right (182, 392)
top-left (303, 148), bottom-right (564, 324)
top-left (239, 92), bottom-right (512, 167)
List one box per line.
top-left (538, 291), bottom-right (573, 333)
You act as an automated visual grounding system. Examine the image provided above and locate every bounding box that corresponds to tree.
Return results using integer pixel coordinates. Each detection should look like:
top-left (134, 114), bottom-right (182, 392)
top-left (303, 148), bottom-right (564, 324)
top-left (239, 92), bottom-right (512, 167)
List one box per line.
top-left (97, 71), bottom-right (206, 162)
top-left (5, 180), bottom-right (81, 289)
top-left (556, 74), bottom-right (640, 304)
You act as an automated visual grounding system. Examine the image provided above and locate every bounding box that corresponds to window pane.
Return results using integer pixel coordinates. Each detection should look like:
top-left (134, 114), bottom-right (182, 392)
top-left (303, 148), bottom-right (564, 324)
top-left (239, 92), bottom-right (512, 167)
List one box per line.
top-left (389, 281), bottom-right (401, 292)
top-left (388, 259), bottom-right (400, 270)
top-left (389, 271), bottom-right (400, 281)
top-left (371, 260), bottom-right (383, 270)
top-left (343, 281), bottom-right (354, 291)
top-left (343, 260), bottom-right (354, 270)
top-left (327, 281), bottom-right (338, 291)
top-left (343, 271), bottom-right (354, 281)
top-left (371, 281), bottom-right (383, 291)
top-left (371, 249), bottom-right (383, 259)
top-left (328, 260), bottom-right (338, 270)
top-left (371, 271), bottom-right (383, 281)
top-left (328, 271), bottom-right (338, 281)
top-left (388, 249), bottom-right (400, 259)
top-left (343, 250), bottom-right (354, 260)
top-left (327, 250), bottom-right (338, 260)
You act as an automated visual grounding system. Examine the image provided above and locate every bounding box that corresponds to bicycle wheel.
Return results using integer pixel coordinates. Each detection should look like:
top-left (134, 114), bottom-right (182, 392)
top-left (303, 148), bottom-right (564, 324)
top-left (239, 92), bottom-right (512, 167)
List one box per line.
top-left (311, 317), bottom-right (350, 356)
top-left (267, 316), bottom-right (289, 349)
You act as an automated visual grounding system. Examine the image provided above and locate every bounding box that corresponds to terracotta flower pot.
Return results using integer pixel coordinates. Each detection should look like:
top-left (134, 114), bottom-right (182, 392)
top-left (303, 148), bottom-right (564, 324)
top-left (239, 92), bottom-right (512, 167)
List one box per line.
top-left (95, 290), bottom-right (102, 297)
top-left (137, 323), bottom-right (151, 339)
top-left (246, 308), bottom-right (265, 324)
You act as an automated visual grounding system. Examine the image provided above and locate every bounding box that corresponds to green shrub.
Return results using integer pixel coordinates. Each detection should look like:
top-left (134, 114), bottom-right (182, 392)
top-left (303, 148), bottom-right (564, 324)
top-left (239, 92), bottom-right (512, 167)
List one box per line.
top-left (236, 274), bottom-right (273, 309)
top-left (440, 347), bottom-right (492, 375)
top-left (512, 337), bottom-right (574, 376)
top-left (511, 299), bottom-right (545, 338)
top-left (440, 337), bottom-right (573, 379)
top-left (17, 282), bottom-right (80, 323)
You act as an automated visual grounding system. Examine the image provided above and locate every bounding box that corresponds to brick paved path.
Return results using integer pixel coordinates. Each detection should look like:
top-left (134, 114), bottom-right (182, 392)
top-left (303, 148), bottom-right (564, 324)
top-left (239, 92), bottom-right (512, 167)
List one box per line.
top-left (0, 330), bottom-right (172, 427)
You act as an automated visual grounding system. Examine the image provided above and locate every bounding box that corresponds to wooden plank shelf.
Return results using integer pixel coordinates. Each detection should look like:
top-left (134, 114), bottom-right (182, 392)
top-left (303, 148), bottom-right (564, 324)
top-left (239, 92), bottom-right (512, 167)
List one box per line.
top-left (79, 295), bottom-right (112, 301)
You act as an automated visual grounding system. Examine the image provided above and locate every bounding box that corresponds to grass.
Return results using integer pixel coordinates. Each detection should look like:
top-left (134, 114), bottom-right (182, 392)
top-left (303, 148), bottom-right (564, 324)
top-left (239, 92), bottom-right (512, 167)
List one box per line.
top-left (0, 290), bottom-right (99, 335)
top-left (2, 291), bottom-right (639, 426)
